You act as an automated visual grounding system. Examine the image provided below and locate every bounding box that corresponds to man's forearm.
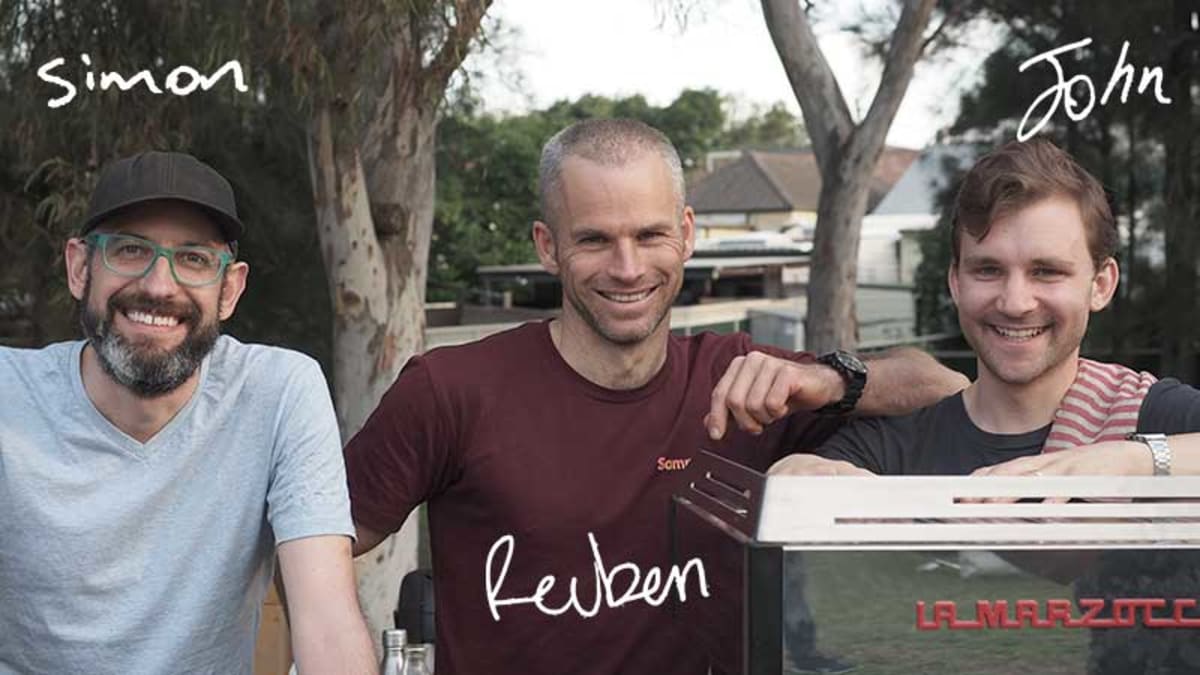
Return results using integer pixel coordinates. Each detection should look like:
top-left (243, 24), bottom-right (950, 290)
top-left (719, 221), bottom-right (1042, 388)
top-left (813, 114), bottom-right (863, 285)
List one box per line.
top-left (291, 618), bottom-right (378, 675)
top-left (1090, 433), bottom-right (1200, 476)
top-left (856, 347), bottom-right (969, 416)
top-left (1168, 433), bottom-right (1200, 475)
top-left (278, 536), bottom-right (378, 674)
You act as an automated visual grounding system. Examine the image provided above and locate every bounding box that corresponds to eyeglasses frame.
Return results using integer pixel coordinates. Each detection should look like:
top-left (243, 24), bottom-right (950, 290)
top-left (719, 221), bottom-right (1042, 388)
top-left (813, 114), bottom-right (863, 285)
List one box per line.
top-left (84, 232), bottom-right (235, 288)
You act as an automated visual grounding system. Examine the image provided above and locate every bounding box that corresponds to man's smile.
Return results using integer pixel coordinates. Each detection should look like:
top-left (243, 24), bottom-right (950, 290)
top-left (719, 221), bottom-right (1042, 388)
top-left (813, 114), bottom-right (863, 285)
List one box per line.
top-left (596, 286), bottom-right (658, 304)
top-left (988, 323), bottom-right (1051, 341)
top-left (122, 309), bottom-right (182, 328)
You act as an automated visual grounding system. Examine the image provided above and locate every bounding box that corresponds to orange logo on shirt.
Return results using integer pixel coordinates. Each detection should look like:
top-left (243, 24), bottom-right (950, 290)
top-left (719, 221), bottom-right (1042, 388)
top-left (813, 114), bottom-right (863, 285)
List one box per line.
top-left (656, 456), bottom-right (691, 472)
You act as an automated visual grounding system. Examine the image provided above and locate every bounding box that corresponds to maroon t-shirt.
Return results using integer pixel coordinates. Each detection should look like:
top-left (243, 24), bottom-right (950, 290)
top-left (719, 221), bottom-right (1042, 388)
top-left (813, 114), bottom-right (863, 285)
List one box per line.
top-left (344, 321), bottom-right (839, 675)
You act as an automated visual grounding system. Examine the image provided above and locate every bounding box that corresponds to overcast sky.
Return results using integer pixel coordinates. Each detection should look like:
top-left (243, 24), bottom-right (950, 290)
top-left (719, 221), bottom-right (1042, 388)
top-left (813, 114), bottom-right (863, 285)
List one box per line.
top-left (463, 0), bottom-right (1002, 149)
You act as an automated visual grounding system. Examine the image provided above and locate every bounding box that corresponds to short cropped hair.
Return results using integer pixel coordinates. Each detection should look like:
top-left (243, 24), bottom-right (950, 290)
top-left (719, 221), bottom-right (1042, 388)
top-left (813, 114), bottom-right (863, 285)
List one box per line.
top-left (538, 118), bottom-right (685, 227)
top-left (951, 137), bottom-right (1117, 269)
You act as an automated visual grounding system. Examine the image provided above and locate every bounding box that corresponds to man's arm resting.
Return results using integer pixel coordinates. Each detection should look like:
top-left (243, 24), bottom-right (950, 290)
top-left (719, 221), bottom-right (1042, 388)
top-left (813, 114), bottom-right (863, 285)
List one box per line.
top-left (277, 535), bottom-right (377, 675)
top-left (706, 348), bottom-right (966, 439)
top-left (1169, 433), bottom-right (1200, 475)
top-left (972, 432), bottom-right (1200, 477)
top-left (856, 347), bottom-right (969, 416)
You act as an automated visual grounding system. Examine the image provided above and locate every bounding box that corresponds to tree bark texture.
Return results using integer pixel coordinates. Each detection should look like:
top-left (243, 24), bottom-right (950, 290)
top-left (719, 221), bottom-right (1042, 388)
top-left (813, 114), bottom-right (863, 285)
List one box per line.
top-left (762, 0), bottom-right (936, 353)
top-left (306, 0), bottom-right (491, 645)
top-left (309, 99), bottom-right (430, 642)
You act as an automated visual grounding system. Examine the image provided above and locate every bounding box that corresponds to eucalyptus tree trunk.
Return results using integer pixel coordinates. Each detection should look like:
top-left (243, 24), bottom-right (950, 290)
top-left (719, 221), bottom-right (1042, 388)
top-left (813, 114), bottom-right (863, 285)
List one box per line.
top-left (762, 0), bottom-right (937, 353)
top-left (306, 0), bottom-right (491, 644)
top-left (309, 97), bottom-right (433, 640)
top-left (807, 158), bottom-right (874, 350)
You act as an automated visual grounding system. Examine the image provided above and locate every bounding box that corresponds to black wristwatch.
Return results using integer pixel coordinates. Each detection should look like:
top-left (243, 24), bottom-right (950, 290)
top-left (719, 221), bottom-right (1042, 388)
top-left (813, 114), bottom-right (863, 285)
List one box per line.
top-left (814, 350), bottom-right (867, 415)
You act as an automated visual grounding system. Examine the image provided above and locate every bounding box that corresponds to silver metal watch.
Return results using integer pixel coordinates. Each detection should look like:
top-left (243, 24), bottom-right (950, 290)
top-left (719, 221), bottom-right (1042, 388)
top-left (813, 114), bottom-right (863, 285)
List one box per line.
top-left (1126, 433), bottom-right (1171, 476)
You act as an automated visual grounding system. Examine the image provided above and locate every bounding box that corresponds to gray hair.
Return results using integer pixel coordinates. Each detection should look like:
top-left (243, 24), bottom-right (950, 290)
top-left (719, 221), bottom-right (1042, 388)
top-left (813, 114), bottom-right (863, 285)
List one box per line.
top-left (538, 118), bottom-right (685, 227)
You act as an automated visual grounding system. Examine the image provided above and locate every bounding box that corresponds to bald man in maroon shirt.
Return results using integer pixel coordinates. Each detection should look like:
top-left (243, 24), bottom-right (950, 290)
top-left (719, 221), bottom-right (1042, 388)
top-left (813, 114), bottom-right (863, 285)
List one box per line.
top-left (344, 119), bottom-right (968, 675)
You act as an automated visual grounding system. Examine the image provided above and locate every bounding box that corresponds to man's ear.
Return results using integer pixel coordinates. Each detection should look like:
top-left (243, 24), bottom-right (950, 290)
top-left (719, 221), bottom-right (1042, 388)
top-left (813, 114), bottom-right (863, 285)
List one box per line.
top-left (680, 206), bottom-right (696, 260)
top-left (532, 221), bottom-right (559, 275)
top-left (218, 261), bottom-right (249, 321)
top-left (1090, 256), bottom-right (1119, 312)
top-left (65, 238), bottom-right (91, 301)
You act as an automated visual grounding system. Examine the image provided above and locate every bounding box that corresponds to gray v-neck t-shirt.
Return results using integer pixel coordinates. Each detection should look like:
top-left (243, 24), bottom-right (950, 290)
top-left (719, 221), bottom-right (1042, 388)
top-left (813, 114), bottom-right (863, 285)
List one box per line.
top-left (0, 336), bottom-right (354, 674)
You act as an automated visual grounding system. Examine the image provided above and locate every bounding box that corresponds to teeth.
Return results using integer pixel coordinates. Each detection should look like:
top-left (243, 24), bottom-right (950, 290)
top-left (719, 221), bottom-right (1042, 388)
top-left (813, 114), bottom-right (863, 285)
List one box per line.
top-left (993, 325), bottom-right (1046, 339)
top-left (126, 310), bottom-right (180, 327)
top-left (600, 289), bottom-right (653, 303)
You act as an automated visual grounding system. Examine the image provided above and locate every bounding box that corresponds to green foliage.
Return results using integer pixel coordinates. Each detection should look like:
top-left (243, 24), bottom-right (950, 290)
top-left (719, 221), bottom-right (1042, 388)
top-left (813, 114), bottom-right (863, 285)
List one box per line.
top-left (430, 108), bottom-right (547, 302)
top-left (721, 102), bottom-right (809, 149)
top-left (655, 88), bottom-right (726, 168)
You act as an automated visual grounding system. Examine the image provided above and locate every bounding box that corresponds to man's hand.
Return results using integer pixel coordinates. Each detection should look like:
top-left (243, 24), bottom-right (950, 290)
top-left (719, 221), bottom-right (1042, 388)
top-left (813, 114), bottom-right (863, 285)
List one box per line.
top-left (972, 442), bottom-right (1151, 479)
top-left (976, 433), bottom-right (1200, 483)
top-left (706, 352), bottom-right (843, 439)
top-left (769, 453), bottom-right (877, 476)
top-left (966, 442), bottom-right (1150, 505)
top-left (277, 535), bottom-right (377, 675)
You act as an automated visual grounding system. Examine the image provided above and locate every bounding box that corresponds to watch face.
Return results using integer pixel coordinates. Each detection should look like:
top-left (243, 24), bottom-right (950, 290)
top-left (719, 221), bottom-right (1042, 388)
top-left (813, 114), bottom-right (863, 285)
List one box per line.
top-left (836, 350), bottom-right (867, 375)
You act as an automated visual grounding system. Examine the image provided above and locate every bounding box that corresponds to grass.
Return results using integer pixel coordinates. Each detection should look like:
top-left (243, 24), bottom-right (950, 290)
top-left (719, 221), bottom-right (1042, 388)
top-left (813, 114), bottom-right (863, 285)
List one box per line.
top-left (800, 551), bottom-right (1088, 675)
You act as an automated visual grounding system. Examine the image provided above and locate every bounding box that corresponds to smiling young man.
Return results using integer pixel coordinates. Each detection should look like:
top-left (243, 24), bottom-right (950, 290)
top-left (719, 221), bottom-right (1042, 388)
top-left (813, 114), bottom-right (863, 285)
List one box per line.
top-left (343, 118), bottom-right (969, 675)
top-left (0, 152), bottom-right (375, 674)
top-left (772, 138), bottom-right (1200, 480)
top-left (772, 138), bottom-right (1200, 675)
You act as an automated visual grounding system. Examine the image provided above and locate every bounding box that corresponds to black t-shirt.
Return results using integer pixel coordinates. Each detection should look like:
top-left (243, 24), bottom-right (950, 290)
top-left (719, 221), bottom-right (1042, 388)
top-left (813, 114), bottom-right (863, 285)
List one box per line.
top-left (819, 378), bottom-right (1200, 474)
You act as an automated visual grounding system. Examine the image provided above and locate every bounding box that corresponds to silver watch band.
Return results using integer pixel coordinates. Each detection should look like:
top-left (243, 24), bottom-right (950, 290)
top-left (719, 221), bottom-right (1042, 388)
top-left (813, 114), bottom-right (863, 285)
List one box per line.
top-left (1127, 433), bottom-right (1171, 476)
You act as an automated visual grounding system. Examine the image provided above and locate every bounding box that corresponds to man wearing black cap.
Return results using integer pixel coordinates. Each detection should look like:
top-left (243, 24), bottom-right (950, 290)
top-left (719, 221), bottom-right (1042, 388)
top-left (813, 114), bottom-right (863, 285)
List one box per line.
top-left (0, 152), bottom-right (376, 674)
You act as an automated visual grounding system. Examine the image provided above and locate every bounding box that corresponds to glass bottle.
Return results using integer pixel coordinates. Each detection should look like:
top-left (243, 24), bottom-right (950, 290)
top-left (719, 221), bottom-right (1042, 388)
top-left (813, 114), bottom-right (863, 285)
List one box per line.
top-left (380, 629), bottom-right (408, 674)
top-left (399, 644), bottom-right (432, 675)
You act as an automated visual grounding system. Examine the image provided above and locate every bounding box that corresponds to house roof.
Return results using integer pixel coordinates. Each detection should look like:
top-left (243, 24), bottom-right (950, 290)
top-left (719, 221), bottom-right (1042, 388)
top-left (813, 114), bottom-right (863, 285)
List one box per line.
top-left (688, 147), bottom-right (920, 215)
top-left (871, 143), bottom-right (980, 216)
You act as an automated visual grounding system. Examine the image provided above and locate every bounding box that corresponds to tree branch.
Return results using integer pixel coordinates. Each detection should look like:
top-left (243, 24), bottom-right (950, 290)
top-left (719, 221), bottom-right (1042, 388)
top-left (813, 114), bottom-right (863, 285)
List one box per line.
top-left (422, 0), bottom-right (492, 104)
top-left (921, 4), bottom-right (956, 53)
top-left (761, 0), bottom-right (854, 178)
top-left (850, 0), bottom-right (936, 169)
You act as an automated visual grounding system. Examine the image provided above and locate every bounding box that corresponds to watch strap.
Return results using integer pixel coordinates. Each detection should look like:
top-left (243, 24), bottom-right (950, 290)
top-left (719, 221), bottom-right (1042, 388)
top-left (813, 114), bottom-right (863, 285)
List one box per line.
top-left (1126, 433), bottom-right (1171, 476)
top-left (814, 350), bottom-right (866, 416)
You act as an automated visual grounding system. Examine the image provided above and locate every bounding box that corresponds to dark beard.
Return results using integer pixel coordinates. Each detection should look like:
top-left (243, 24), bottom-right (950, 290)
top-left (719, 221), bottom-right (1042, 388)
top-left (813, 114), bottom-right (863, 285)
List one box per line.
top-left (79, 279), bottom-right (221, 398)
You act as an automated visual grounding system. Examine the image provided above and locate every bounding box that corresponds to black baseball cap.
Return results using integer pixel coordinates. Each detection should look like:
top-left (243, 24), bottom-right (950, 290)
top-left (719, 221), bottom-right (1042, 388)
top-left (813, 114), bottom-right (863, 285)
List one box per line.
top-left (80, 151), bottom-right (244, 242)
